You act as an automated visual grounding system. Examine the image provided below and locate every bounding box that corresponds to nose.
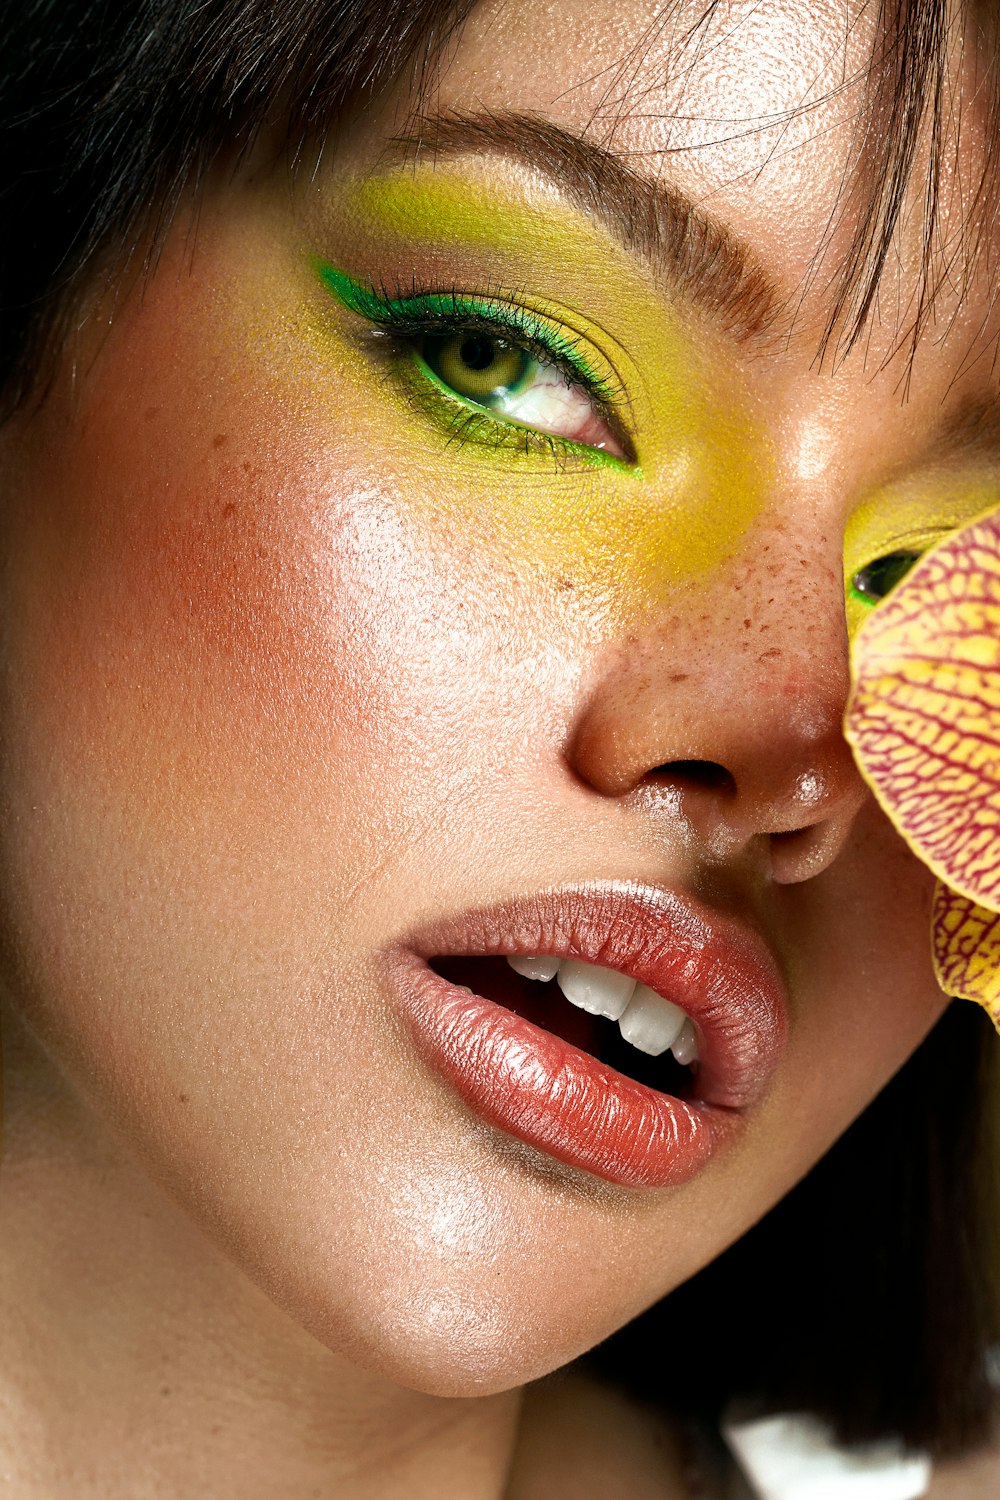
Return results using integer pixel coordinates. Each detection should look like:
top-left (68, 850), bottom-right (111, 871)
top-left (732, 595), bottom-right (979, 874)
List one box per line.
top-left (567, 535), bottom-right (869, 884)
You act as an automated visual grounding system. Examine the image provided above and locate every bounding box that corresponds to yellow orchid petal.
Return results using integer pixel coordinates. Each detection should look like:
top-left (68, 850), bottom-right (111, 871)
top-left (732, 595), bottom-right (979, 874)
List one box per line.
top-left (932, 880), bottom-right (1000, 1029)
top-left (845, 507), bottom-right (1000, 915)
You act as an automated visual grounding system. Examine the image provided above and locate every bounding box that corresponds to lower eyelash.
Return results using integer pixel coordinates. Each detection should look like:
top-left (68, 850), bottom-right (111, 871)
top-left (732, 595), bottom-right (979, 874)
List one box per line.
top-left (317, 264), bottom-right (632, 459)
top-left (384, 339), bottom-right (612, 468)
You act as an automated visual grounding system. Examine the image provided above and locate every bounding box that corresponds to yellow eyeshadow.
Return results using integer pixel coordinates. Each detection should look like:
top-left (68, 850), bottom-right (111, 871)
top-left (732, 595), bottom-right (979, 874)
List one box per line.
top-left (844, 473), bottom-right (1000, 637)
top-left (349, 170), bottom-right (580, 254)
top-left (458, 417), bottom-right (765, 612)
top-left (305, 169), bottom-right (776, 610)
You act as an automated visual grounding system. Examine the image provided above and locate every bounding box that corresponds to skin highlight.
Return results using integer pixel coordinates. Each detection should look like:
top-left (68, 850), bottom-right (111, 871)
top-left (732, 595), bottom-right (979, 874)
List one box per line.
top-left (310, 166), bottom-right (774, 602)
top-left (1, 0), bottom-right (999, 1496)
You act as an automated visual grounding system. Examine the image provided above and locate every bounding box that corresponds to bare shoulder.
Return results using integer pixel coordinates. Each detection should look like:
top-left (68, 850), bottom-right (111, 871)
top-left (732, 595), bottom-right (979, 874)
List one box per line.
top-left (506, 1365), bottom-right (695, 1500)
top-left (927, 1428), bottom-right (1000, 1498)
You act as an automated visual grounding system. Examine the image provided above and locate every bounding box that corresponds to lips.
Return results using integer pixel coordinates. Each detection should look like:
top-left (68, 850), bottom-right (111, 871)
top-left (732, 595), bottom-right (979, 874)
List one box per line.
top-left (385, 882), bottom-right (787, 1189)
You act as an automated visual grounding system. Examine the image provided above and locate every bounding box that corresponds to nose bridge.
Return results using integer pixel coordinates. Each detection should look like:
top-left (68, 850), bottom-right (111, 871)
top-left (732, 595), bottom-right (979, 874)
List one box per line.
top-left (568, 521), bottom-right (863, 839)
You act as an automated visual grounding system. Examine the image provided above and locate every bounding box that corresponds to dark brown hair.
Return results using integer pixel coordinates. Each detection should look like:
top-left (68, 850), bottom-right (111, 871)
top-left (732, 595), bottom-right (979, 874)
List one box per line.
top-left (3, 0), bottom-right (998, 404)
top-left (0, 0), bottom-right (477, 410)
top-left (1, 0), bottom-right (998, 1461)
top-left (590, 1000), bottom-right (999, 1459)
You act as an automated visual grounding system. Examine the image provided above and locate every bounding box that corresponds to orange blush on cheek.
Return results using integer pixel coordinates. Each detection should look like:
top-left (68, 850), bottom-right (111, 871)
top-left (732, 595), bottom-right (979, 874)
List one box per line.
top-left (0, 248), bottom-right (440, 892)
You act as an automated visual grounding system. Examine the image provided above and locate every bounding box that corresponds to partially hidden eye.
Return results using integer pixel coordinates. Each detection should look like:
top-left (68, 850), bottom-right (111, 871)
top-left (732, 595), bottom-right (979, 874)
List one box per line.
top-left (851, 549), bottom-right (922, 604)
top-left (416, 330), bottom-right (626, 458)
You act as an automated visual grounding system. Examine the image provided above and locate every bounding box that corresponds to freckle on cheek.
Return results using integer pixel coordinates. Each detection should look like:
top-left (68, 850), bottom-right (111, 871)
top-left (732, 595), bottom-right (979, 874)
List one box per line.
top-left (8, 313), bottom-right (373, 798)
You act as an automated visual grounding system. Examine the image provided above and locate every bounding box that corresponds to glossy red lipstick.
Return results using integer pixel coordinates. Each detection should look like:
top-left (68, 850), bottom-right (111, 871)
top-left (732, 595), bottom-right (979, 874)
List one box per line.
top-left (387, 882), bottom-right (787, 1189)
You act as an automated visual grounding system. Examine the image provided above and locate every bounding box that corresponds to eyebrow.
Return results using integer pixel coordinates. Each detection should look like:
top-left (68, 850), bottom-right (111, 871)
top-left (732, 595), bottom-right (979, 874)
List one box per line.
top-left (386, 109), bottom-right (782, 345)
top-left (380, 110), bottom-right (1000, 472)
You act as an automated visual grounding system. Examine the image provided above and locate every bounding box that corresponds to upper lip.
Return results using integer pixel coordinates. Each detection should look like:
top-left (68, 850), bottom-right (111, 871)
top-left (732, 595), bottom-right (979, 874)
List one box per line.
top-left (402, 879), bottom-right (788, 1110)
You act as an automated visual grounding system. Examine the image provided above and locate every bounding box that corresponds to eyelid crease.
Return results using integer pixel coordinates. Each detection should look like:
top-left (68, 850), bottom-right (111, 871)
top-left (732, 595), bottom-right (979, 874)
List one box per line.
top-left (867, 524), bottom-right (960, 550)
top-left (314, 259), bottom-right (638, 464)
top-left (318, 260), bottom-right (626, 389)
top-left (384, 110), bottom-right (781, 346)
top-left (844, 523), bottom-right (961, 585)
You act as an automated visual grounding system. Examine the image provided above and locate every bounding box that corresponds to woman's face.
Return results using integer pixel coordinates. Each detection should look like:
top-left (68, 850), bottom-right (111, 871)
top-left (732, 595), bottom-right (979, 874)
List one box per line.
top-left (1, 0), bottom-right (994, 1394)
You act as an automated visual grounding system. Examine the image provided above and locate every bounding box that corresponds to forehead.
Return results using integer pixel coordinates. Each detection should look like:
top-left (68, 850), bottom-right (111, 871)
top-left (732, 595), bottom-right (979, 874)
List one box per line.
top-left (387, 0), bottom-right (987, 358)
top-left (433, 0), bottom-right (868, 260)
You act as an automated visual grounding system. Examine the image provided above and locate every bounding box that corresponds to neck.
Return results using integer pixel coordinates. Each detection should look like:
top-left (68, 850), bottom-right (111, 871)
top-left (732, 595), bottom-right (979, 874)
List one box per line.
top-left (0, 1003), bottom-right (522, 1500)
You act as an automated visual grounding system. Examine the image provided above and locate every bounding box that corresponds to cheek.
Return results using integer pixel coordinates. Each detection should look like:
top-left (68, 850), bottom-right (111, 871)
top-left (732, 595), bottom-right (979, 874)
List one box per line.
top-left (10, 408), bottom-right (356, 806)
top-left (0, 274), bottom-right (457, 1132)
top-left (0, 291), bottom-right (579, 1391)
top-left (2, 327), bottom-right (463, 915)
top-left (763, 806), bottom-right (947, 1169)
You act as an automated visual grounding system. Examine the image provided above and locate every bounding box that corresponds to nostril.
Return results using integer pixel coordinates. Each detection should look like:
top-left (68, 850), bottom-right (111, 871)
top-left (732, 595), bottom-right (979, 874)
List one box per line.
top-left (648, 760), bottom-right (737, 795)
top-left (770, 826), bottom-right (808, 846)
top-left (769, 819), bottom-right (846, 883)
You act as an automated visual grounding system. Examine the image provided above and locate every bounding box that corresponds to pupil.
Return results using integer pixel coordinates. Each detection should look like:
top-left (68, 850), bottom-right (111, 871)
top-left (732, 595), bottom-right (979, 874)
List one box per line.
top-left (852, 549), bottom-right (921, 603)
top-left (460, 336), bottom-right (497, 372)
top-left (420, 331), bottom-right (530, 403)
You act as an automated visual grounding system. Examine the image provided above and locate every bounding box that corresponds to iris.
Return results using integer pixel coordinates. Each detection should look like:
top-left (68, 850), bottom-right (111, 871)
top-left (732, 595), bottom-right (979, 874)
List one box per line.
top-left (851, 549), bottom-right (921, 603)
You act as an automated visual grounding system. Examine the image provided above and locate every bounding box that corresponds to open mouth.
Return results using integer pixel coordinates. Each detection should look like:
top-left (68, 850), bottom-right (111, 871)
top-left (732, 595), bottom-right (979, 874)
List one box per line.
top-left (430, 954), bottom-right (698, 1100)
top-left (391, 882), bottom-right (787, 1188)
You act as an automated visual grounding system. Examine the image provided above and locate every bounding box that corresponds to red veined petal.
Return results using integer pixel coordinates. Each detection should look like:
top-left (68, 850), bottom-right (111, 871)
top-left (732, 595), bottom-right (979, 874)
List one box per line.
top-left (932, 879), bottom-right (1000, 1029)
top-left (845, 507), bottom-right (1000, 912)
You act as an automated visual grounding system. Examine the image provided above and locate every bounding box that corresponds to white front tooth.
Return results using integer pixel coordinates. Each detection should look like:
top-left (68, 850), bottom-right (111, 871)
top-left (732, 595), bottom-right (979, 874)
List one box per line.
top-left (507, 955), bottom-right (560, 983)
top-left (671, 1018), bottom-right (700, 1066)
top-left (556, 959), bottom-right (636, 1020)
top-left (618, 985), bottom-right (686, 1057)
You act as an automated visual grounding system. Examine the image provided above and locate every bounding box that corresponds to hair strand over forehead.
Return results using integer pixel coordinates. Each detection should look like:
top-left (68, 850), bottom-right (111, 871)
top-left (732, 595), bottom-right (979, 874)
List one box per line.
top-left (2, 0), bottom-right (1000, 405)
top-left (0, 0), bottom-right (477, 412)
top-left (826, 0), bottom-right (1000, 371)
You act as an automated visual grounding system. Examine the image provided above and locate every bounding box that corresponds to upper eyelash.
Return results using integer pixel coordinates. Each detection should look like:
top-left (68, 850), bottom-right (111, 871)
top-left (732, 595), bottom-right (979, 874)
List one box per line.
top-left (316, 264), bottom-right (627, 427)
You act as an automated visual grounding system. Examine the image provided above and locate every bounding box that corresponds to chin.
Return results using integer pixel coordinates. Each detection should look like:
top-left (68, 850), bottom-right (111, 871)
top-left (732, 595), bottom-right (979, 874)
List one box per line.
top-left (223, 1208), bottom-right (625, 1398)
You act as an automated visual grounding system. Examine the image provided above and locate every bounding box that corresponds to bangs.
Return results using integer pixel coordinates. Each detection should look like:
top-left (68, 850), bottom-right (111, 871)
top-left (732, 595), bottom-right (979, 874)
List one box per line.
top-left (822, 0), bottom-right (1000, 366)
top-left (0, 0), bottom-right (476, 411)
top-left (2, 0), bottom-right (999, 408)
top-left (611, 0), bottom-right (1000, 368)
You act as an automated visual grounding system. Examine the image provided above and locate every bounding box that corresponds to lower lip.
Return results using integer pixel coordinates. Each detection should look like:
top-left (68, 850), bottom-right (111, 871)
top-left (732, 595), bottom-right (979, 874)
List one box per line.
top-left (389, 954), bottom-right (744, 1190)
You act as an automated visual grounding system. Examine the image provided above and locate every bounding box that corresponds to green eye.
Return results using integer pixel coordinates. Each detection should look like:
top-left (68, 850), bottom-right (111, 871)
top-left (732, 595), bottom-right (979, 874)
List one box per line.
top-left (851, 549), bottom-right (921, 604)
top-left (314, 263), bottom-right (635, 462)
top-left (421, 332), bottom-right (533, 405)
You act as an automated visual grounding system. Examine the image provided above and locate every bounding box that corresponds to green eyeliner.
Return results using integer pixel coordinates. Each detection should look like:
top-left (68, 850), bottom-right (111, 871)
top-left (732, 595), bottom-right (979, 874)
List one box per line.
top-left (317, 263), bottom-right (613, 393)
top-left (314, 259), bottom-right (636, 471)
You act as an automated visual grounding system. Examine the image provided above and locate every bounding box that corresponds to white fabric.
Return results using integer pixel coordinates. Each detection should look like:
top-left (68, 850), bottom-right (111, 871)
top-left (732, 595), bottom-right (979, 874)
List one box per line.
top-left (720, 1412), bottom-right (931, 1500)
